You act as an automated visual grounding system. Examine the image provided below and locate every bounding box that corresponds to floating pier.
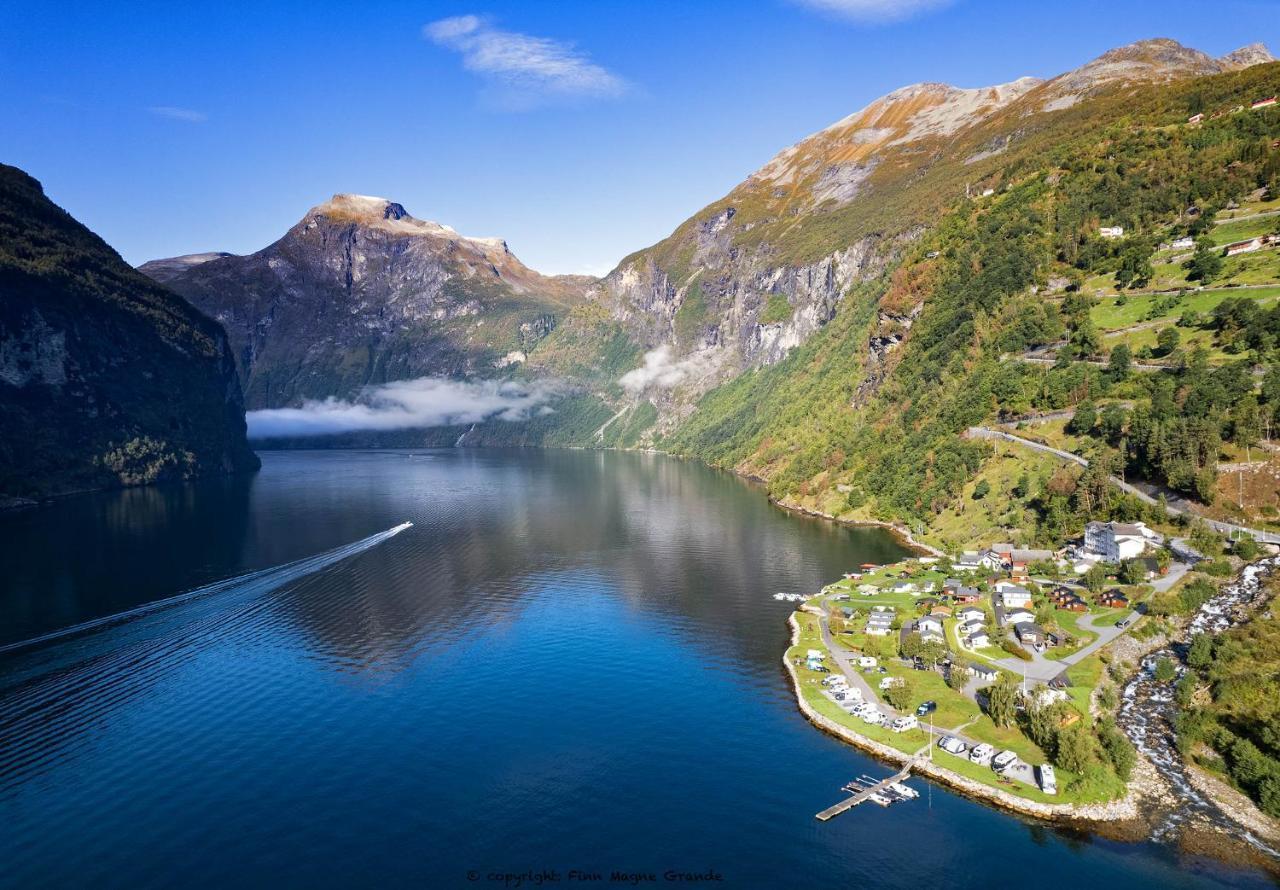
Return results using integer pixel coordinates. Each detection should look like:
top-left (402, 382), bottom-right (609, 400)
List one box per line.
top-left (815, 755), bottom-right (924, 820)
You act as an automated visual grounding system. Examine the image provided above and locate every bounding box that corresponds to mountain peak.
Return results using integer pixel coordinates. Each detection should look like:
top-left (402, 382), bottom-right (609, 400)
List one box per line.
top-left (304, 193), bottom-right (514, 250)
top-left (1219, 42), bottom-right (1276, 70)
top-left (315, 194), bottom-right (414, 223)
top-left (749, 75), bottom-right (1040, 197)
top-left (1034, 37), bottom-right (1251, 110)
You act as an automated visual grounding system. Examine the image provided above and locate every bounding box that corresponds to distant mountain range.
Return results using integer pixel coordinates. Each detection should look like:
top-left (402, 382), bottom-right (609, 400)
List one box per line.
top-left (3, 36), bottom-right (1278, 499)
top-left (140, 38), bottom-right (1278, 431)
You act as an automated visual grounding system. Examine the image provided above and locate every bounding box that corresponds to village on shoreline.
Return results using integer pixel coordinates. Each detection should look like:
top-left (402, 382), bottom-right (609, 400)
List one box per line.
top-left (785, 517), bottom-right (1274, 823)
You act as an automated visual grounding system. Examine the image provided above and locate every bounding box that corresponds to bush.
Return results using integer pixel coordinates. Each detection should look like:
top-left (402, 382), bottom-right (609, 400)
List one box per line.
top-left (986, 674), bottom-right (1019, 728)
top-left (1175, 672), bottom-right (1198, 708)
top-left (1055, 723), bottom-right (1101, 774)
top-left (1098, 718), bottom-right (1137, 781)
top-left (1201, 559), bottom-right (1233, 578)
top-left (1001, 639), bottom-right (1033, 661)
top-left (1187, 633), bottom-right (1212, 669)
top-left (883, 676), bottom-right (915, 711)
top-left (1154, 656), bottom-right (1177, 682)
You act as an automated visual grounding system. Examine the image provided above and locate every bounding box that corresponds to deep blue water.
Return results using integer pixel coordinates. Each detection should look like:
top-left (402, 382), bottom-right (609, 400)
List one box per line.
top-left (0, 449), bottom-right (1272, 888)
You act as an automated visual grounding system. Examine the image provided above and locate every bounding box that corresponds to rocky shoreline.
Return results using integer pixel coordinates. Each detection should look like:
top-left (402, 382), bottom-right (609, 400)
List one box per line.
top-left (771, 496), bottom-right (946, 558)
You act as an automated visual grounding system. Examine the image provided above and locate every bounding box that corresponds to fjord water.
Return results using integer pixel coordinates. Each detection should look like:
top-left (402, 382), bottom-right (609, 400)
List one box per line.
top-left (0, 451), bottom-right (1266, 888)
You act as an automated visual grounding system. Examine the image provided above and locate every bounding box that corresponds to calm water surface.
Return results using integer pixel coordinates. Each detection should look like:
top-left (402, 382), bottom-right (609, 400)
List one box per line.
top-left (0, 450), bottom-right (1271, 888)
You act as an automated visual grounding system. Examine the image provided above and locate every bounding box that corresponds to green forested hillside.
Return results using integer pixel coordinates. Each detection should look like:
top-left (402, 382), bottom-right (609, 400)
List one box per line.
top-left (657, 63), bottom-right (1280, 547)
top-left (1177, 593), bottom-right (1280, 817)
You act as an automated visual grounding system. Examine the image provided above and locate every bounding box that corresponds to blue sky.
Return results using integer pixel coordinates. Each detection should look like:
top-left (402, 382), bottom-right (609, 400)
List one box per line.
top-left (1, 0), bottom-right (1277, 276)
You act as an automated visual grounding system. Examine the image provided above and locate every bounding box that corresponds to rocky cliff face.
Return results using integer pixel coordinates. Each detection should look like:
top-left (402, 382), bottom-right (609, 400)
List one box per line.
top-left (0, 164), bottom-right (259, 499)
top-left (142, 194), bottom-right (590, 409)
top-left (579, 38), bottom-right (1275, 415)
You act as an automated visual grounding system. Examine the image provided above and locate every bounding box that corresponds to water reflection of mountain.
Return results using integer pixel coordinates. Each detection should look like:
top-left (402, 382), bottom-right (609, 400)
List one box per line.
top-left (262, 450), bottom-right (907, 675)
top-left (0, 474), bottom-right (256, 647)
top-left (0, 449), bottom-right (905, 794)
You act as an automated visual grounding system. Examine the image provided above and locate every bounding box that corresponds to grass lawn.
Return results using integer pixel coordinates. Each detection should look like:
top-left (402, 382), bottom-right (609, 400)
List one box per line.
top-left (1219, 251), bottom-right (1280, 286)
top-left (1102, 321), bottom-right (1237, 365)
top-left (1090, 285), bottom-right (1280, 332)
top-left (1004, 418), bottom-right (1091, 455)
top-left (1064, 655), bottom-right (1105, 715)
top-left (1216, 198), bottom-right (1280, 221)
top-left (1210, 216), bottom-right (1280, 246)
top-left (881, 660), bottom-right (981, 730)
top-left (1042, 609), bottom-right (1099, 660)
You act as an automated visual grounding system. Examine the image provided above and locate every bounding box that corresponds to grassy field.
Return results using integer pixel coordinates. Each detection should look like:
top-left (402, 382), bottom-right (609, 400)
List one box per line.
top-left (1002, 418), bottom-right (1091, 454)
top-left (1091, 285), bottom-right (1280, 332)
top-left (1210, 215), bottom-right (1280, 246)
top-left (1216, 198), bottom-right (1280, 221)
top-left (1219, 250), bottom-right (1280, 286)
top-left (1100, 318), bottom-right (1256, 366)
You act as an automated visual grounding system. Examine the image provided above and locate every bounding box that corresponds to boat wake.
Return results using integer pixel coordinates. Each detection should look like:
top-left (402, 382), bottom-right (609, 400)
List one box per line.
top-left (0, 521), bottom-right (413, 793)
top-left (0, 521), bottom-right (413, 685)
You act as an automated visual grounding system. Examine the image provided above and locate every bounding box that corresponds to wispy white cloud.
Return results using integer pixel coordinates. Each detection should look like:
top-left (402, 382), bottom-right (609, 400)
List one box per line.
top-left (424, 14), bottom-right (627, 110)
top-left (245, 376), bottom-right (565, 438)
top-left (619, 346), bottom-right (717, 395)
top-left (791, 0), bottom-right (954, 24)
top-left (147, 106), bottom-right (208, 123)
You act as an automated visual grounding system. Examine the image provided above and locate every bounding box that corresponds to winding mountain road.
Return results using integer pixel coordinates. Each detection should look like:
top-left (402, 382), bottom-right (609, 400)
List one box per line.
top-left (967, 426), bottom-right (1280, 544)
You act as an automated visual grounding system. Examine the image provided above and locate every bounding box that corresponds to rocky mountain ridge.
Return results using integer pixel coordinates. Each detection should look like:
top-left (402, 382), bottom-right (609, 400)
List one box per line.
top-left (144, 194), bottom-right (591, 409)
top-left (572, 38), bottom-right (1275, 423)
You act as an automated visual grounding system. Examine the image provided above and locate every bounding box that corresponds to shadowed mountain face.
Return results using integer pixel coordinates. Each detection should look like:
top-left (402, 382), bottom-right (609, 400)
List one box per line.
top-left (0, 164), bottom-right (259, 500)
top-left (142, 195), bottom-right (592, 410)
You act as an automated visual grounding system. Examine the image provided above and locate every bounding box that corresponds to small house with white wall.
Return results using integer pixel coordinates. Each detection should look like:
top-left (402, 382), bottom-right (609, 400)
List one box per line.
top-left (1014, 623), bottom-right (1045, 646)
top-left (1000, 586), bottom-right (1033, 610)
top-left (1004, 608), bottom-right (1035, 627)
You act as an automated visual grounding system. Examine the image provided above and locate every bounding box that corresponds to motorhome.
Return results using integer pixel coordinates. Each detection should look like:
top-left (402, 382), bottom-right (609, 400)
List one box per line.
top-left (890, 715), bottom-right (918, 732)
top-left (969, 743), bottom-right (995, 766)
top-left (1038, 764), bottom-right (1058, 795)
top-left (992, 750), bottom-right (1019, 773)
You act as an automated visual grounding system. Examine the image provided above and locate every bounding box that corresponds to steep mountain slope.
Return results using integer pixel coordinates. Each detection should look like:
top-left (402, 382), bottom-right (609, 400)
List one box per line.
top-left (659, 46), bottom-right (1280, 548)
top-left (143, 195), bottom-right (591, 409)
top-left (548, 39), bottom-right (1276, 431)
top-left (0, 164), bottom-right (259, 499)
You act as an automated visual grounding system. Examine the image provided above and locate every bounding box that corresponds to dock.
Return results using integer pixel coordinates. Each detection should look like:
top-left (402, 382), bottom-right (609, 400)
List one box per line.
top-left (815, 753), bottom-right (924, 821)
